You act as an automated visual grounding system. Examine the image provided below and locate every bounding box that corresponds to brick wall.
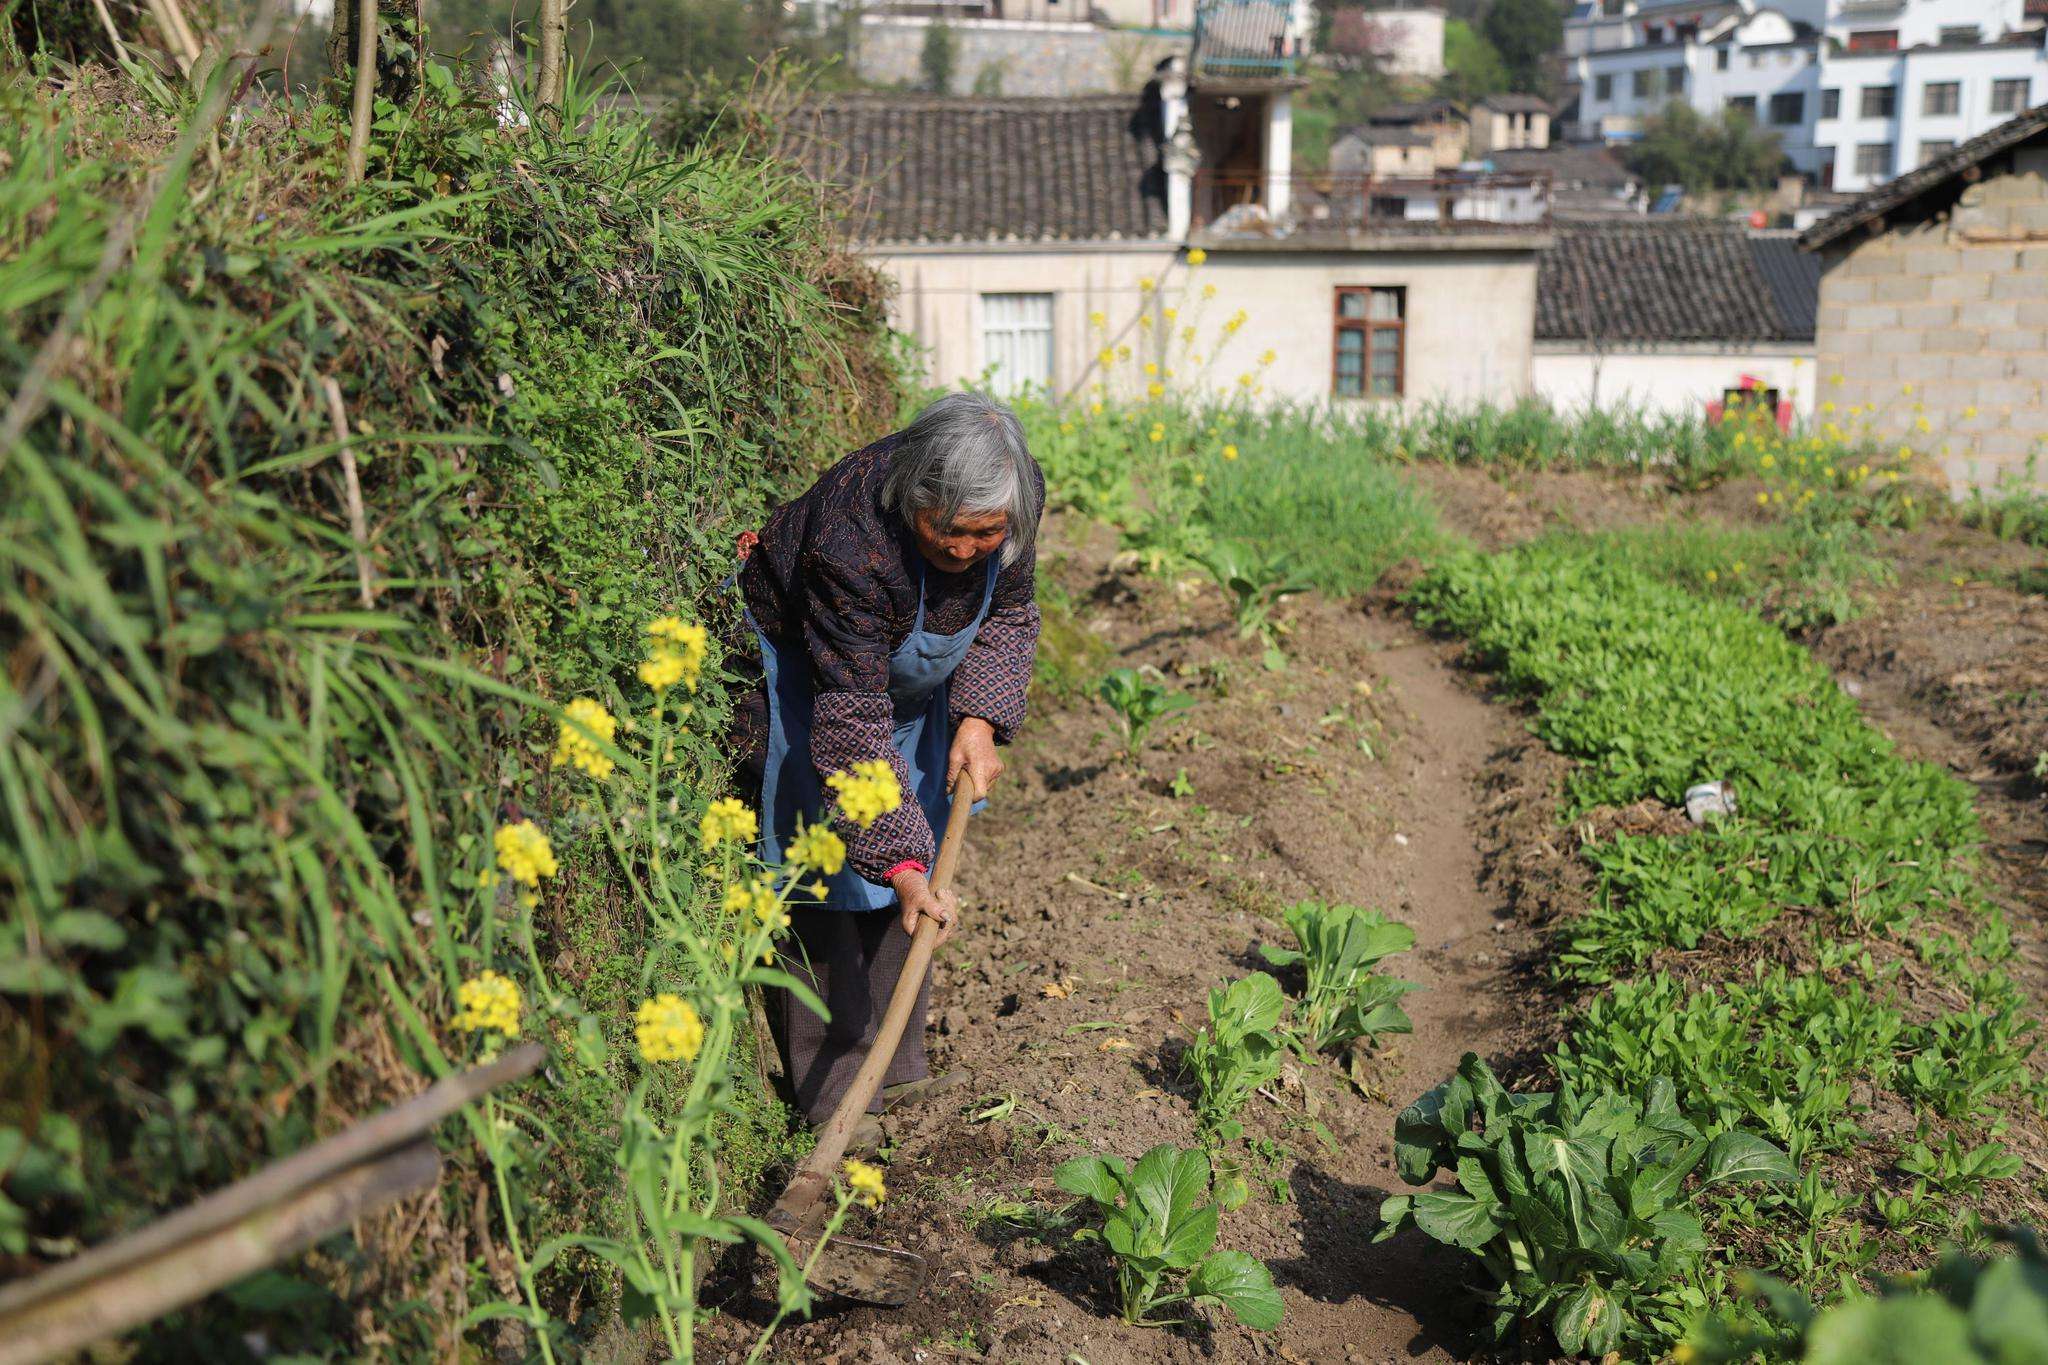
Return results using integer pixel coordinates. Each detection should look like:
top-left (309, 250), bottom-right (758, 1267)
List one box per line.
top-left (1813, 147), bottom-right (2048, 491)
top-left (855, 17), bottom-right (1183, 96)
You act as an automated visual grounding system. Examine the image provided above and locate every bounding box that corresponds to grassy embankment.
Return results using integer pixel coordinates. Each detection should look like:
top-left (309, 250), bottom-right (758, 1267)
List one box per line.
top-left (2, 56), bottom-right (893, 1356)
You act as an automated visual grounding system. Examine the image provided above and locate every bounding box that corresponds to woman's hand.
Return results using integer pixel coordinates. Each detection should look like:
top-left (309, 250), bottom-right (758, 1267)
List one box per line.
top-left (890, 868), bottom-right (959, 945)
top-left (947, 716), bottom-right (1003, 800)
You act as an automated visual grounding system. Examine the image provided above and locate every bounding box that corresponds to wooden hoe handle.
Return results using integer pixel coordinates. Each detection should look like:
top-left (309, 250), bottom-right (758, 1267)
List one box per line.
top-left (797, 782), bottom-right (975, 1182)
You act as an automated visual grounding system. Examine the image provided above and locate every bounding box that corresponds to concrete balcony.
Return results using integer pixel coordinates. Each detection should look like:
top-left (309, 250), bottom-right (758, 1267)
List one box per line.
top-left (1190, 169), bottom-right (1554, 243)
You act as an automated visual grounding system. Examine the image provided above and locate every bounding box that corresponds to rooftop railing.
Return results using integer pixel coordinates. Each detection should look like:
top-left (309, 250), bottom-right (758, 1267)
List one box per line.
top-left (1191, 170), bottom-right (1554, 234)
top-left (1190, 0), bottom-right (1306, 79)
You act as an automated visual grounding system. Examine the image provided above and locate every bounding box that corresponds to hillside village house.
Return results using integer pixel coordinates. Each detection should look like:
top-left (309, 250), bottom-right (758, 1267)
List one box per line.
top-left (1533, 221), bottom-right (1819, 418)
top-left (1801, 103), bottom-right (2048, 491)
top-left (795, 9), bottom-right (1552, 407)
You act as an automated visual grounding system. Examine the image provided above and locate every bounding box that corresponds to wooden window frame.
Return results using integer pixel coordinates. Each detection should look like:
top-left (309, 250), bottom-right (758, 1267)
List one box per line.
top-left (1992, 78), bottom-right (2031, 114)
top-left (1333, 286), bottom-right (1406, 401)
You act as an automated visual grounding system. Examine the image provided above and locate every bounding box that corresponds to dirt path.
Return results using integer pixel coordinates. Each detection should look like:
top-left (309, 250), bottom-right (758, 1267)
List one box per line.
top-left (727, 519), bottom-right (1538, 1364)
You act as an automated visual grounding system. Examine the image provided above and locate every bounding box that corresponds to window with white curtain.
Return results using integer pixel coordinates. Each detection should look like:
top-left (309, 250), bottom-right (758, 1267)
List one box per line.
top-left (981, 293), bottom-right (1054, 396)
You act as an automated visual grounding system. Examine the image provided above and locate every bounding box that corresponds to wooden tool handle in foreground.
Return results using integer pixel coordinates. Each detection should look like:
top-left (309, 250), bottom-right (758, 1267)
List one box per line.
top-left (796, 782), bottom-right (975, 1185)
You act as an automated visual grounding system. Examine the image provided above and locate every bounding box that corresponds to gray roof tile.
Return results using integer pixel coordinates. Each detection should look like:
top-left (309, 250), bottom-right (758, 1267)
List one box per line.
top-left (790, 94), bottom-right (1170, 246)
top-left (1539, 220), bottom-right (1816, 343)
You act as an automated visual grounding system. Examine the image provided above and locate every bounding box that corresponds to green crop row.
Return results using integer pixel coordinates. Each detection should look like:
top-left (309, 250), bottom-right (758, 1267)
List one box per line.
top-left (1404, 543), bottom-right (2041, 1354)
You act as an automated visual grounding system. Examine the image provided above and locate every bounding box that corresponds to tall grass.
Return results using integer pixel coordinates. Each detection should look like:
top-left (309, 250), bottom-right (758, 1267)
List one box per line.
top-left (1, 55), bottom-right (894, 1355)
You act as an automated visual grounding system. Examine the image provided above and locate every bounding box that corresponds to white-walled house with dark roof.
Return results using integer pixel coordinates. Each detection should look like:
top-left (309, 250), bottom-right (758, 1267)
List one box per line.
top-left (791, 42), bottom-right (1553, 407)
top-left (1530, 221), bottom-right (1820, 421)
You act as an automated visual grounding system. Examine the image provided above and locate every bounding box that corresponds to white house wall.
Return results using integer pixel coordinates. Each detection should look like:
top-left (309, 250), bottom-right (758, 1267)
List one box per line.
top-left (866, 244), bottom-right (1540, 407)
top-left (1819, 44), bottom-right (2048, 191)
top-left (1532, 344), bottom-right (1820, 420)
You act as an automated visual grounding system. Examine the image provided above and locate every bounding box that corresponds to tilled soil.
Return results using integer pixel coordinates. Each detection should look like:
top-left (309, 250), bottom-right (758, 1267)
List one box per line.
top-left (710, 518), bottom-right (1546, 1363)
top-left (700, 470), bottom-right (2045, 1364)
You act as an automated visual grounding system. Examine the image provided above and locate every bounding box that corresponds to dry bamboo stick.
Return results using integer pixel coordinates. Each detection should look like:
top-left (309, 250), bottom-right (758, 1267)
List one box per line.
top-left (536, 0), bottom-right (566, 114)
top-left (320, 375), bottom-right (377, 608)
top-left (345, 0), bottom-right (377, 184)
top-left (87, 0), bottom-right (131, 65)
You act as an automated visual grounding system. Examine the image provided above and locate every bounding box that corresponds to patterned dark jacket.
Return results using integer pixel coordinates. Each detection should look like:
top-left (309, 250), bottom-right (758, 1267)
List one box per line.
top-left (731, 434), bottom-right (1042, 882)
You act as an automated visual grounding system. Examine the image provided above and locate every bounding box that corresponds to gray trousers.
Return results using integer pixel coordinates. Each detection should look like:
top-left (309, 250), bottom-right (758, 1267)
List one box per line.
top-left (770, 905), bottom-right (931, 1126)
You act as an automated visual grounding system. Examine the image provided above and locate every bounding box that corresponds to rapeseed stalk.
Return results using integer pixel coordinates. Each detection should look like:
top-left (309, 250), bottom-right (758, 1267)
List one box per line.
top-left (446, 616), bottom-right (901, 1363)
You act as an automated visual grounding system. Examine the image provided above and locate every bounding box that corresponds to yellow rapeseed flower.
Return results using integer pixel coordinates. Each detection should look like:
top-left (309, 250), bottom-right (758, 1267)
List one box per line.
top-left (1192, 471), bottom-right (1206, 485)
top-left (700, 796), bottom-right (759, 851)
top-left (1098, 346), bottom-right (1116, 368)
top-left (827, 760), bottom-right (903, 828)
top-left (1964, 405), bottom-right (1979, 419)
top-left (787, 823), bottom-right (847, 876)
top-left (635, 993), bottom-right (704, 1063)
top-left (1222, 444), bottom-right (1239, 460)
top-left (1759, 453), bottom-right (1775, 469)
top-left (1237, 373), bottom-right (1253, 388)
top-left (1089, 310), bottom-right (1106, 328)
top-left (1901, 382), bottom-right (1914, 396)
top-left (453, 970), bottom-right (521, 1038)
top-left (495, 821), bottom-right (558, 887)
top-left (1756, 491), bottom-right (1770, 506)
top-left (1143, 361), bottom-right (1159, 376)
top-left (1706, 569), bottom-right (1719, 583)
top-left (1138, 276), bottom-right (1155, 293)
top-left (1162, 307), bottom-right (1177, 323)
top-left (1258, 349), bottom-right (1276, 366)
top-left (1201, 284), bottom-right (1217, 299)
top-left (642, 618), bottom-right (708, 694)
top-left (639, 650), bottom-right (688, 693)
top-left (843, 1158), bottom-right (887, 1207)
top-left (1915, 417), bottom-right (1931, 433)
top-left (1148, 382), bottom-right (1165, 399)
top-left (723, 875), bottom-right (777, 918)
top-left (552, 698), bottom-right (617, 780)
top-left (1186, 247), bottom-right (1207, 266)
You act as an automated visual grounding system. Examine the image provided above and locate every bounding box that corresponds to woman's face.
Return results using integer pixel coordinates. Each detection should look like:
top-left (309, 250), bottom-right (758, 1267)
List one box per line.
top-left (912, 507), bottom-right (1008, 574)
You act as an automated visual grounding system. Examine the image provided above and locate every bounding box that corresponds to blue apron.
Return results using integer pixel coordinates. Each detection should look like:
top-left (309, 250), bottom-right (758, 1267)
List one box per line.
top-left (752, 553), bottom-right (998, 911)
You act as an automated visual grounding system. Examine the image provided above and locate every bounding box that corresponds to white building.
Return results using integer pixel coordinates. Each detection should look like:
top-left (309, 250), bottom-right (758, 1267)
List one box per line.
top-left (1565, 0), bottom-right (2046, 191)
top-left (1816, 0), bottom-right (2048, 191)
top-left (790, 19), bottom-right (1552, 410)
top-left (1330, 5), bottom-right (1447, 79)
top-left (1571, 6), bottom-right (1826, 174)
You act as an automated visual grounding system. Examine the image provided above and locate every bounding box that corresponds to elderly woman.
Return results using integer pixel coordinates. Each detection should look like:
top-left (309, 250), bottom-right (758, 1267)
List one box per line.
top-left (729, 392), bottom-right (1043, 1141)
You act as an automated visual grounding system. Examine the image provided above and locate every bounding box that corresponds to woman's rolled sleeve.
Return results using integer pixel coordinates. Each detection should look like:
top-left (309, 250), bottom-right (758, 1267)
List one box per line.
top-left (803, 551), bottom-right (937, 881)
top-left (949, 555), bottom-right (1040, 744)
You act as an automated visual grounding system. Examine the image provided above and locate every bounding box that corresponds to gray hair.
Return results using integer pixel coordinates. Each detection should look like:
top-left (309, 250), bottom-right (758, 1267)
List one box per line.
top-left (882, 392), bottom-right (1041, 566)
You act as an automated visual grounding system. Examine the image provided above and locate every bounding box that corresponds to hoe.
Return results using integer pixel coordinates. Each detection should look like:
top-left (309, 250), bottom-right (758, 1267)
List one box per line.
top-left (761, 781), bottom-right (978, 1306)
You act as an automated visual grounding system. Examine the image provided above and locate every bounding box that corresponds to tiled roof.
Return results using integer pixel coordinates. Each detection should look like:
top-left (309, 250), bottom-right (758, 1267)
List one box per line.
top-left (789, 94), bottom-right (1169, 246)
top-left (1337, 124), bottom-right (1437, 146)
top-left (1372, 97), bottom-right (1467, 125)
top-left (1491, 144), bottom-right (1635, 189)
top-left (1476, 93), bottom-right (1552, 113)
top-left (1538, 220), bottom-right (1817, 344)
top-left (1800, 101), bottom-right (2048, 249)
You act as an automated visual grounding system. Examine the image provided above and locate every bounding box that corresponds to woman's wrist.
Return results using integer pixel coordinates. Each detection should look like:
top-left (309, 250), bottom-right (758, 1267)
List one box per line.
top-left (884, 859), bottom-right (929, 886)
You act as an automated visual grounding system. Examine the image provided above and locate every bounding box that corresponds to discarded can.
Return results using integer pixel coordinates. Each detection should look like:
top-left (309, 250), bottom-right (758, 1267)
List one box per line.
top-left (1684, 780), bottom-right (1736, 825)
